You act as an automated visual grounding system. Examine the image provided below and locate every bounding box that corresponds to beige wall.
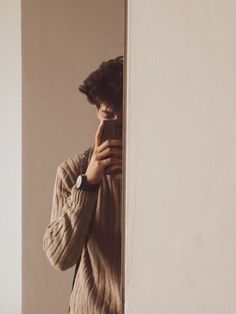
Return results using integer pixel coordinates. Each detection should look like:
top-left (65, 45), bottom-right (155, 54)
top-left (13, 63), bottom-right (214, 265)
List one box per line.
top-left (126, 1), bottom-right (236, 313)
top-left (22, 1), bottom-right (124, 313)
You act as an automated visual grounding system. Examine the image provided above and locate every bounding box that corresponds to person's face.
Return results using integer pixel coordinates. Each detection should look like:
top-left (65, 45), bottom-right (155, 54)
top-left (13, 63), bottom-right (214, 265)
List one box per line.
top-left (96, 102), bottom-right (123, 123)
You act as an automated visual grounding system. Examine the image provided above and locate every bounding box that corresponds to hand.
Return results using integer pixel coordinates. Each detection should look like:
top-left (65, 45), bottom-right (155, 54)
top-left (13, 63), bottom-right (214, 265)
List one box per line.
top-left (85, 121), bottom-right (122, 184)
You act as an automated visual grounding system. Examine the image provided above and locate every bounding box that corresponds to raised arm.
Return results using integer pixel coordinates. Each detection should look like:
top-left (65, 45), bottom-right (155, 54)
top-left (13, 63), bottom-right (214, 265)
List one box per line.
top-left (43, 162), bottom-right (98, 271)
top-left (43, 121), bottom-right (123, 271)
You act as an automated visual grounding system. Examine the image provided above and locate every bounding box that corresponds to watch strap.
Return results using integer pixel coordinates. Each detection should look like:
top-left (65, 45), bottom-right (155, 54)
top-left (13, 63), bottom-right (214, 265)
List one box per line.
top-left (76, 174), bottom-right (99, 191)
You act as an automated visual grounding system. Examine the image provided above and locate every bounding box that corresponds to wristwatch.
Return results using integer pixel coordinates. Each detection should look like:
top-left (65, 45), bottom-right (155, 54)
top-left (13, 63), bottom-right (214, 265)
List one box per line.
top-left (76, 174), bottom-right (99, 191)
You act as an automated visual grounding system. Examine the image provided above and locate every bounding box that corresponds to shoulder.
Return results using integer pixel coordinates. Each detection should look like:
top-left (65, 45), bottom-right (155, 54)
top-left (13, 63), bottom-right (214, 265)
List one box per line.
top-left (56, 146), bottom-right (94, 187)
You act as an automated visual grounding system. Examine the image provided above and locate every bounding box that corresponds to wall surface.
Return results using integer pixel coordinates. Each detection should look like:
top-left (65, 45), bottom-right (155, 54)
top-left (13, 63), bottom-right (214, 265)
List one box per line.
top-left (2, 1), bottom-right (236, 314)
top-left (0, 1), bottom-right (21, 314)
top-left (22, 1), bottom-right (124, 313)
top-left (125, 1), bottom-right (236, 313)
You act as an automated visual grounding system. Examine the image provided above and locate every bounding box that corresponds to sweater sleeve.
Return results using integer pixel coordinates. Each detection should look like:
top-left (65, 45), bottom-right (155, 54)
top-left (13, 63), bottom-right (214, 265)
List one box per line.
top-left (43, 162), bottom-right (98, 271)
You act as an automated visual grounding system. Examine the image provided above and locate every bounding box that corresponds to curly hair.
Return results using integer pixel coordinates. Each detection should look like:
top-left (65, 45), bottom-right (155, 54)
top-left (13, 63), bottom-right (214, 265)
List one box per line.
top-left (79, 56), bottom-right (123, 110)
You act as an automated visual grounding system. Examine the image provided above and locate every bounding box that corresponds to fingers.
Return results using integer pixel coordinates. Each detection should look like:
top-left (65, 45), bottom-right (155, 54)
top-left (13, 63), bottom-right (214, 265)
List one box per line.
top-left (95, 121), bottom-right (104, 147)
top-left (100, 157), bottom-right (122, 169)
top-left (104, 164), bottom-right (122, 175)
top-left (96, 147), bottom-right (122, 161)
top-left (96, 139), bottom-right (122, 153)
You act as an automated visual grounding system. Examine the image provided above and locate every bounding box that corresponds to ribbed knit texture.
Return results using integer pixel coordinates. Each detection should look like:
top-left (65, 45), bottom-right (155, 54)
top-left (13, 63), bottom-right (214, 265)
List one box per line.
top-left (43, 147), bottom-right (122, 314)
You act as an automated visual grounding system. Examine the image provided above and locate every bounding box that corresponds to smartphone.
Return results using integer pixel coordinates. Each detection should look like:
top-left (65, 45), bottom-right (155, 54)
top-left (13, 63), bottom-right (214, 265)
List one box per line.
top-left (101, 120), bottom-right (122, 175)
top-left (101, 120), bottom-right (122, 143)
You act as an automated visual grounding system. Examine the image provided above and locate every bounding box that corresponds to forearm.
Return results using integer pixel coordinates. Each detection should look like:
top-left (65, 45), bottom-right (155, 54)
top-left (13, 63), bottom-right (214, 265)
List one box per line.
top-left (43, 185), bottom-right (98, 271)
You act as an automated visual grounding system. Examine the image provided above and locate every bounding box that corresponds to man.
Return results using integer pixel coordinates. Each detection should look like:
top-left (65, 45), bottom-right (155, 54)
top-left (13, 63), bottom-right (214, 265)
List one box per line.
top-left (43, 56), bottom-right (124, 314)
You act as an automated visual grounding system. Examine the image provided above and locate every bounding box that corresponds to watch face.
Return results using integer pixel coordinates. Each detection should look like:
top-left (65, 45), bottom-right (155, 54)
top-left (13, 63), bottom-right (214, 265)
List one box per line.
top-left (76, 175), bottom-right (83, 189)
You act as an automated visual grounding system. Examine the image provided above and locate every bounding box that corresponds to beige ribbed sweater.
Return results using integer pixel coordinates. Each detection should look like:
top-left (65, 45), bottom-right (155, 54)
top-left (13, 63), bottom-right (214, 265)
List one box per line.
top-left (43, 147), bottom-right (123, 314)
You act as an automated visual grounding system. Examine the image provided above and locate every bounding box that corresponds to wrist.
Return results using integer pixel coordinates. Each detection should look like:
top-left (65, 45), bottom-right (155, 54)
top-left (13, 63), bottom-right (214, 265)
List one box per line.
top-left (85, 172), bottom-right (101, 185)
top-left (76, 174), bottom-right (100, 191)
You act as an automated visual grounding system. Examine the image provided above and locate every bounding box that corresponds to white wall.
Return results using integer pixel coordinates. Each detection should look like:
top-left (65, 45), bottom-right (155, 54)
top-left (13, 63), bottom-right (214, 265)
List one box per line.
top-left (0, 1), bottom-right (21, 314)
top-left (126, 1), bottom-right (236, 313)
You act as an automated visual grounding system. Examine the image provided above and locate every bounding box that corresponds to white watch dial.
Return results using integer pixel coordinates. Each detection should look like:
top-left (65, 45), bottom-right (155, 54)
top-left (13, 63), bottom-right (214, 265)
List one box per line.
top-left (76, 175), bottom-right (83, 188)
